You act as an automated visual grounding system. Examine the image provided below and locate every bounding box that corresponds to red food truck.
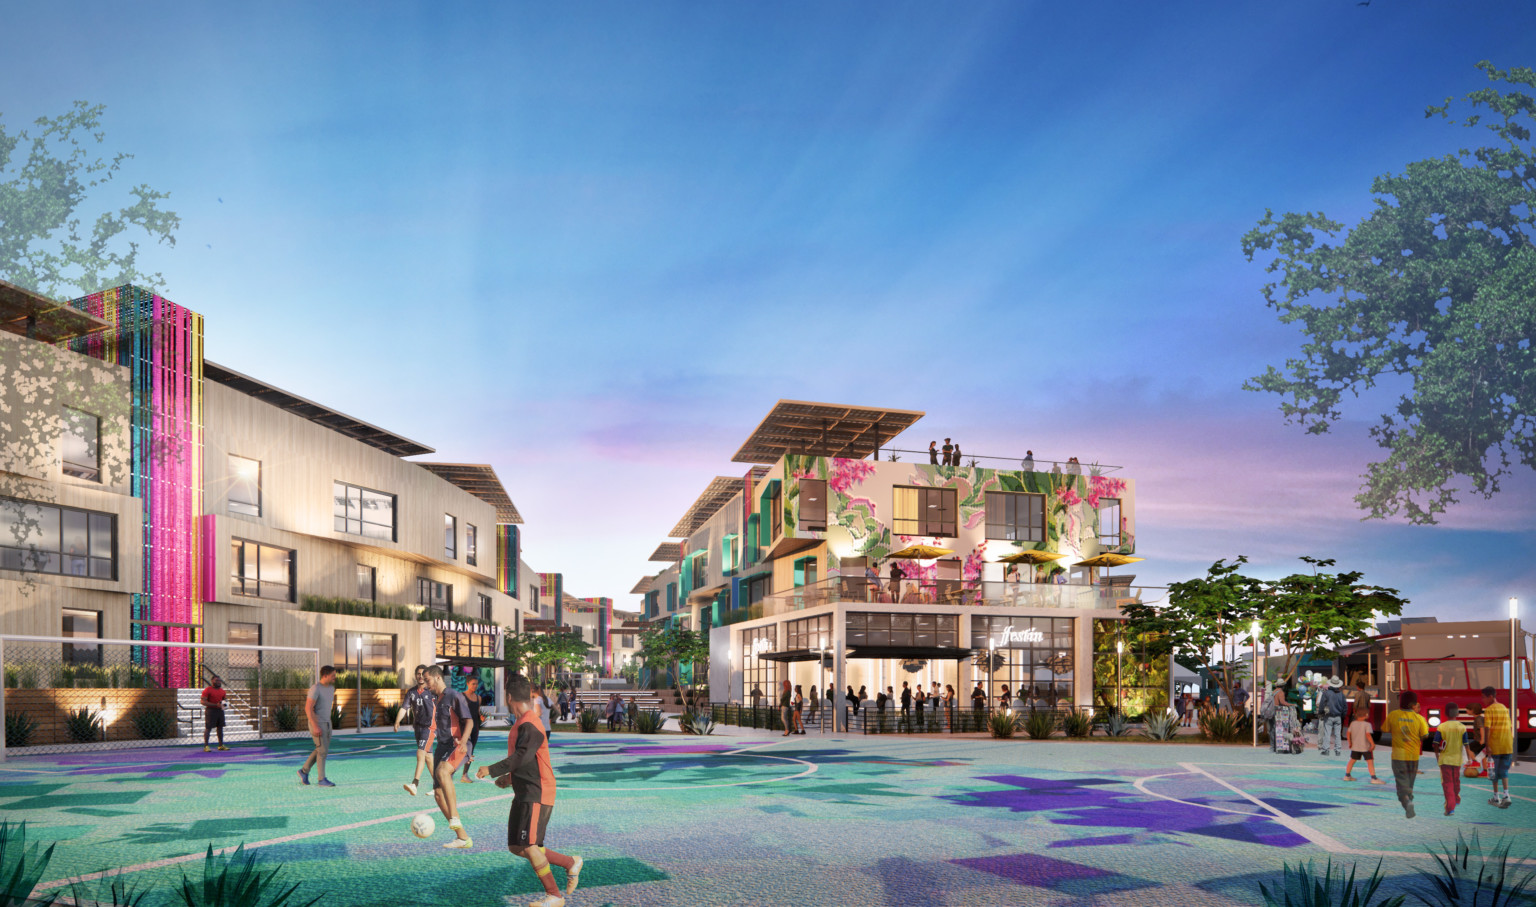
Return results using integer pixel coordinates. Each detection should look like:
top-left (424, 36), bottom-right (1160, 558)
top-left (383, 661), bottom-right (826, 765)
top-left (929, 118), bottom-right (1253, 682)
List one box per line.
top-left (1334, 618), bottom-right (1533, 750)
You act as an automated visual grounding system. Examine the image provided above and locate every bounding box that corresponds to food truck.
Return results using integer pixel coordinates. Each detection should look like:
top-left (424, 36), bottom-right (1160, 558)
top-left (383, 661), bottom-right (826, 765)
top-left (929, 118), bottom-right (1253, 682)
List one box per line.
top-left (1335, 618), bottom-right (1533, 750)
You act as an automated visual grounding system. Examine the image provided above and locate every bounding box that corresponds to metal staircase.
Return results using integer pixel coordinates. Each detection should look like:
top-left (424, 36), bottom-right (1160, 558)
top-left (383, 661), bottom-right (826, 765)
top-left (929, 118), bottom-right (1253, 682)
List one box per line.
top-left (175, 687), bottom-right (259, 740)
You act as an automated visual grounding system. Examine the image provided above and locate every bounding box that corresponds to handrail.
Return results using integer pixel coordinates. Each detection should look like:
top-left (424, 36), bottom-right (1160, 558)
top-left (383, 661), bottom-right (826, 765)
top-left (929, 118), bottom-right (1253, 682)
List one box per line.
top-left (877, 448), bottom-right (1122, 474)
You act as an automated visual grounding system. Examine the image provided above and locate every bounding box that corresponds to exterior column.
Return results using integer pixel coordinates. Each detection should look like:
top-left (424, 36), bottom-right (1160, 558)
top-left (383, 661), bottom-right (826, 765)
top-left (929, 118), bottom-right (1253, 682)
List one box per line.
top-left (832, 606), bottom-right (846, 732)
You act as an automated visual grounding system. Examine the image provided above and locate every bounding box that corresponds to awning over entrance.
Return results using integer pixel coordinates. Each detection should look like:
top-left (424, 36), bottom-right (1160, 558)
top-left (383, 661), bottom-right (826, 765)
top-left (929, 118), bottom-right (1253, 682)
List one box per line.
top-left (435, 656), bottom-right (516, 669)
top-left (757, 648), bottom-right (829, 663)
top-left (846, 646), bottom-right (975, 661)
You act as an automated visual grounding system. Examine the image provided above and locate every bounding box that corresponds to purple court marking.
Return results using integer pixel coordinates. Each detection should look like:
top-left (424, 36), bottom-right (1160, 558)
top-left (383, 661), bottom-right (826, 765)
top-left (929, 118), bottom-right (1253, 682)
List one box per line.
top-left (953, 853), bottom-right (1123, 887)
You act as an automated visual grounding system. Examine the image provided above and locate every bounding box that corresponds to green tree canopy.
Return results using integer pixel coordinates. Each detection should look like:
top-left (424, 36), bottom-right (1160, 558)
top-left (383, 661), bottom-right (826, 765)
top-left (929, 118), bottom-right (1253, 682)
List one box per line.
top-left (1119, 557), bottom-right (1263, 707)
top-left (1, 101), bottom-right (179, 298)
top-left (637, 626), bottom-right (710, 714)
top-left (1242, 61), bottom-right (1536, 524)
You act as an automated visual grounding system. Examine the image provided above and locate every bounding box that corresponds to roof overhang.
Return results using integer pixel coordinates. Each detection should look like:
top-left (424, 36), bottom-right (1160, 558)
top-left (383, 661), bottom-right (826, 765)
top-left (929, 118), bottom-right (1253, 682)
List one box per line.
top-left (630, 576), bottom-right (655, 595)
top-left (0, 280), bottom-right (111, 344)
top-left (732, 400), bottom-right (924, 464)
top-left (670, 476), bottom-right (747, 538)
top-left (417, 463), bottom-right (522, 524)
top-left (649, 542), bottom-right (682, 563)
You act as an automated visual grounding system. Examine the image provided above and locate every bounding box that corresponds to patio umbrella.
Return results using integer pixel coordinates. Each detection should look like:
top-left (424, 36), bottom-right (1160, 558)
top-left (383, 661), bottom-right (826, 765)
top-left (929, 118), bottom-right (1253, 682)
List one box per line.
top-left (1074, 552), bottom-right (1145, 584)
top-left (996, 550), bottom-right (1066, 583)
top-left (888, 544), bottom-right (954, 559)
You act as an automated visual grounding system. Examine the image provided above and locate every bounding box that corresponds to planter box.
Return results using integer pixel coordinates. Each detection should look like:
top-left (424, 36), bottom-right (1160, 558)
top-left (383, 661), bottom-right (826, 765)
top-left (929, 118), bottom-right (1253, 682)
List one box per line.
top-left (255, 688), bottom-right (402, 732)
top-left (4, 688), bottom-right (178, 747)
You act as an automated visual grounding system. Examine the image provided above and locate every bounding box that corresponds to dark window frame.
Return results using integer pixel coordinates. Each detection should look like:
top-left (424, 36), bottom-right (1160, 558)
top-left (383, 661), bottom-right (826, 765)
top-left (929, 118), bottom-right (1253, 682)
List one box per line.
top-left (230, 538), bottom-right (295, 602)
top-left (445, 514), bottom-right (457, 560)
top-left (62, 607), bottom-right (103, 666)
top-left (478, 592), bottom-right (492, 621)
top-left (356, 564), bottom-right (377, 602)
top-left (333, 481), bottom-right (397, 541)
top-left (1097, 498), bottom-right (1122, 547)
top-left (0, 498), bottom-right (117, 580)
top-left (228, 454), bottom-right (262, 518)
top-left (797, 478), bottom-right (828, 532)
top-left (893, 486), bottom-right (958, 538)
top-left (335, 630), bottom-right (397, 672)
top-left (985, 491), bottom-right (1046, 542)
top-left (418, 577), bottom-right (453, 613)
top-left (465, 523), bottom-right (477, 567)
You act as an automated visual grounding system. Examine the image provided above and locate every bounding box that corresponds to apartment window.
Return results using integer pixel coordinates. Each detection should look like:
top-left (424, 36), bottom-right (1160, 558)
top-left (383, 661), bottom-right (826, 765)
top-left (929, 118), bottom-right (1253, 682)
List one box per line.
top-left (1098, 498), bottom-right (1122, 547)
top-left (356, 564), bottom-right (377, 602)
top-left (798, 479), bottom-right (827, 532)
top-left (721, 534), bottom-right (740, 575)
top-left (445, 514), bottom-right (457, 560)
top-left (793, 555), bottom-right (818, 587)
top-left (335, 631), bottom-right (396, 672)
top-left (60, 408), bottom-right (101, 482)
top-left (62, 607), bottom-right (102, 666)
top-left (466, 524), bottom-right (478, 567)
top-left (228, 455), bottom-right (261, 517)
top-left (230, 539), bottom-right (294, 602)
top-left (768, 484), bottom-right (782, 540)
top-left (892, 486), bottom-right (957, 537)
top-left (847, 612), bottom-right (959, 648)
top-left (785, 613), bottom-right (832, 651)
top-left (621, 634), bottom-right (634, 648)
top-left (986, 491), bottom-right (1046, 542)
top-left (741, 625), bottom-right (778, 704)
top-left (229, 622), bottom-right (262, 669)
top-left (333, 481), bottom-right (396, 540)
top-left (478, 593), bottom-right (492, 622)
top-left (0, 499), bottom-right (115, 579)
top-left (418, 578), bottom-right (453, 613)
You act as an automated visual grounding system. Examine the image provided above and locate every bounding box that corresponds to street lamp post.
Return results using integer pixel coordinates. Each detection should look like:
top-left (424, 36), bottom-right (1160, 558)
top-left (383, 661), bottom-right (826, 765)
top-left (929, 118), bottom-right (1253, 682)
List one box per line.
top-left (1251, 620), bottom-right (1261, 748)
top-left (816, 637), bottom-right (828, 734)
top-left (988, 641), bottom-right (996, 722)
top-left (354, 635), bottom-right (363, 735)
top-left (1511, 598), bottom-right (1520, 717)
top-left (1115, 639), bottom-right (1124, 717)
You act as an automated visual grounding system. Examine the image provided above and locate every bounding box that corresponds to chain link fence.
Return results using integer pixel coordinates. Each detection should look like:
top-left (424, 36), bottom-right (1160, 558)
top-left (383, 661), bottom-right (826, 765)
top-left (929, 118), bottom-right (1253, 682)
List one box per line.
top-left (2, 636), bottom-right (317, 758)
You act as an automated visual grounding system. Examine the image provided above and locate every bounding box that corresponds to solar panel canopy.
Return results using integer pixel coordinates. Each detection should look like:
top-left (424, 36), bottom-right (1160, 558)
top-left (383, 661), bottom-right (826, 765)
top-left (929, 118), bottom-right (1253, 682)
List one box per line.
top-left (417, 463), bottom-right (523, 524)
top-left (731, 400), bottom-right (924, 464)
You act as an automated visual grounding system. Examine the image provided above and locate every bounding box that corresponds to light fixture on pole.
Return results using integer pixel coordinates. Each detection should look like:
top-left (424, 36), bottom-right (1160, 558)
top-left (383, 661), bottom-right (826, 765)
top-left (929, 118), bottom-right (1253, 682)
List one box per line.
top-left (988, 640), bottom-right (996, 718)
top-left (1251, 620), bottom-right (1261, 748)
top-left (1115, 639), bottom-right (1124, 717)
top-left (1511, 598), bottom-right (1520, 715)
top-left (355, 635), bottom-right (363, 735)
top-left (817, 636), bottom-right (828, 734)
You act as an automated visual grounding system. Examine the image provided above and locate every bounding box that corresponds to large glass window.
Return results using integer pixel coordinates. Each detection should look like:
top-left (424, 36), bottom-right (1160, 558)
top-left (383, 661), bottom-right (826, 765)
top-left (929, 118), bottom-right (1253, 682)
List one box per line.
top-left (466, 524), bottom-right (477, 567)
top-left (986, 491), bottom-right (1046, 542)
top-left (228, 455), bottom-right (261, 517)
top-left (798, 479), bottom-right (827, 532)
top-left (741, 625), bottom-right (778, 705)
top-left (357, 564), bottom-right (376, 602)
top-left (893, 486), bottom-right (957, 537)
top-left (785, 613), bottom-right (832, 651)
top-left (846, 612), bottom-right (959, 648)
top-left (768, 484), bottom-right (782, 541)
top-left (436, 627), bottom-right (495, 659)
top-left (0, 499), bottom-right (115, 579)
top-left (1098, 498), bottom-right (1122, 547)
top-left (230, 539), bottom-right (294, 602)
top-left (335, 631), bottom-right (396, 671)
top-left (445, 514), bottom-right (457, 559)
top-left (1093, 619), bottom-right (1169, 716)
top-left (972, 616), bottom-right (1074, 710)
top-left (418, 577), bottom-right (453, 613)
top-left (229, 622), bottom-right (262, 669)
top-left (60, 408), bottom-right (101, 482)
top-left (62, 607), bottom-right (101, 665)
top-left (333, 481), bottom-right (396, 541)
top-left (478, 593), bottom-right (492, 621)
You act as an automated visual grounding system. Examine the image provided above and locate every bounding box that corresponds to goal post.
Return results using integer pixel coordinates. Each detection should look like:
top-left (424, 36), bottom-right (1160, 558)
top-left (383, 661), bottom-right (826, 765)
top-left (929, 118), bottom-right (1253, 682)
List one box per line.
top-left (1, 635), bottom-right (319, 761)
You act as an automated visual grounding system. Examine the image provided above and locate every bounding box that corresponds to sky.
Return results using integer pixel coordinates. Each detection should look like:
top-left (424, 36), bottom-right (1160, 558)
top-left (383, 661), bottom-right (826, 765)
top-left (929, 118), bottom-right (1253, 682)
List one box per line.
top-left (4, 1), bottom-right (1534, 620)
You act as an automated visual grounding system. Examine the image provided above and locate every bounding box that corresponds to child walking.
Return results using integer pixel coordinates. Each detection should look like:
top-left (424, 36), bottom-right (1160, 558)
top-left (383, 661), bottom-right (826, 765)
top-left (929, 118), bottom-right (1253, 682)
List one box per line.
top-left (1343, 707), bottom-right (1385, 784)
top-left (1435, 702), bottom-right (1469, 816)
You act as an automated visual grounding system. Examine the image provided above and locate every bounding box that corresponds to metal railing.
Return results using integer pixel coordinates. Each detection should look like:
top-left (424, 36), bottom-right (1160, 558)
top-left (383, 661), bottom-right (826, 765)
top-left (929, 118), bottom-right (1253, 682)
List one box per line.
top-left (709, 699), bottom-right (1077, 735)
top-left (762, 576), bottom-right (1160, 616)
top-left (878, 448), bottom-right (1122, 474)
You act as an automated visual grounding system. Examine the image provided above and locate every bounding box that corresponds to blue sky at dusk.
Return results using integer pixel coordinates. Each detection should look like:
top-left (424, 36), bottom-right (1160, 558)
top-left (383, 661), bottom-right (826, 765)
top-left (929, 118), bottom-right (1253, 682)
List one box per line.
top-left (5, 2), bottom-right (1534, 618)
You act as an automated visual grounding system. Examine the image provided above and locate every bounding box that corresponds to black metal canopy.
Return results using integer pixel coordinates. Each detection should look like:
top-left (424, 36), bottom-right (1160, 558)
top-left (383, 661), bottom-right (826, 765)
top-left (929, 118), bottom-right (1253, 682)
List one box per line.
top-left (846, 646), bottom-right (974, 661)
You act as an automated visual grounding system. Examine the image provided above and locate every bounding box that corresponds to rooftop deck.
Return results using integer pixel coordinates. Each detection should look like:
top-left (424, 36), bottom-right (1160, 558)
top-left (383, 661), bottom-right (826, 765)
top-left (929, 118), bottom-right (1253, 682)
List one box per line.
top-left (758, 576), bottom-right (1159, 618)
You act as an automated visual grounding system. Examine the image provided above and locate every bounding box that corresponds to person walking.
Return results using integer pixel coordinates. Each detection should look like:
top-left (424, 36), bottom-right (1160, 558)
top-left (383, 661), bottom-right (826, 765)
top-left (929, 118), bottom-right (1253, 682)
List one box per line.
top-left (1479, 686), bottom-right (1514, 808)
top-left (945, 684), bottom-right (956, 730)
top-left (538, 687), bottom-right (555, 739)
top-left (201, 674), bottom-right (229, 752)
top-left (1230, 680), bottom-right (1249, 716)
top-left (1465, 702), bottom-right (1490, 777)
top-left (998, 684), bottom-right (1012, 712)
top-left (779, 679), bottom-right (794, 737)
top-left (397, 665), bottom-right (437, 796)
top-left (793, 684), bottom-right (806, 734)
top-left (1174, 691), bottom-right (1187, 728)
top-left (900, 682), bottom-right (912, 731)
top-left (1435, 703), bottom-right (1469, 816)
top-left (557, 689), bottom-right (569, 722)
top-left (1343, 707), bottom-right (1385, 784)
top-left (1318, 677), bottom-right (1347, 757)
top-left (298, 666), bottom-right (337, 788)
top-left (1386, 691), bottom-right (1430, 818)
top-left (809, 685), bottom-right (820, 729)
top-left (625, 695), bottom-right (638, 732)
top-left (460, 675), bottom-right (485, 783)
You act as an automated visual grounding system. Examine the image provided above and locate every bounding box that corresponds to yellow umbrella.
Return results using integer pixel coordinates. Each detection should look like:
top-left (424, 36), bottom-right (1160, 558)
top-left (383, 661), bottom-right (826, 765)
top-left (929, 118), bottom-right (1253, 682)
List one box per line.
top-left (997, 549), bottom-right (1066, 583)
top-left (1074, 553), bottom-right (1145, 568)
top-left (888, 544), bottom-right (954, 559)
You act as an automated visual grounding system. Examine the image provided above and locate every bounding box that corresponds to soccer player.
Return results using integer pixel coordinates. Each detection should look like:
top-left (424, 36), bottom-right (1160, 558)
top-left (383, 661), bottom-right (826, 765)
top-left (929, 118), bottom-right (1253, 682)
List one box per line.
top-left (396, 665), bottom-right (436, 796)
top-left (424, 665), bottom-right (474, 848)
top-left (461, 675), bottom-right (484, 783)
top-left (479, 677), bottom-right (582, 907)
top-left (201, 674), bottom-right (229, 752)
top-left (298, 665), bottom-right (337, 788)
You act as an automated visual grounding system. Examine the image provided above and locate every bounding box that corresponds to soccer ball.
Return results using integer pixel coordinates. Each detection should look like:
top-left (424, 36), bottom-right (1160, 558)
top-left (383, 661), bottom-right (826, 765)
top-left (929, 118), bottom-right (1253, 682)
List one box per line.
top-left (410, 814), bottom-right (435, 839)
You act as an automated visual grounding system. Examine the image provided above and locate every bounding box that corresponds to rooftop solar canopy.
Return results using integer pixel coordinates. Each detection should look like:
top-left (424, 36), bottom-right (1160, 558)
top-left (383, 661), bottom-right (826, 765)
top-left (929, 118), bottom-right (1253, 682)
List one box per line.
top-left (649, 542), bottom-right (682, 563)
top-left (669, 476), bottom-right (746, 538)
top-left (731, 400), bottom-right (925, 464)
top-left (417, 463), bottom-right (523, 524)
top-left (204, 360), bottom-right (435, 458)
top-left (0, 280), bottom-right (110, 344)
top-left (630, 576), bottom-right (654, 594)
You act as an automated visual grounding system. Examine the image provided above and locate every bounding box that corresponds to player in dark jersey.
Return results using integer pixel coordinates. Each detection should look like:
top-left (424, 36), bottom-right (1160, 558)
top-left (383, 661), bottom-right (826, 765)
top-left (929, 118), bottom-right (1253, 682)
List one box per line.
top-left (424, 665), bottom-right (474, 848)
top-left (479, 677), bottom-right (582, 907)
top-left (460, 674), bottom-right (485, 783)
top-left (395, 664), bottom-right (436, 796)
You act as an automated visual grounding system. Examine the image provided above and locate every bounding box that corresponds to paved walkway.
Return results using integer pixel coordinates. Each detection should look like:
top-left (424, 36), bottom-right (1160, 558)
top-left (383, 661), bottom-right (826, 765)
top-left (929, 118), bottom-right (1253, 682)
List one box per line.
top-left (3, 734), bottom-right (1531, 905)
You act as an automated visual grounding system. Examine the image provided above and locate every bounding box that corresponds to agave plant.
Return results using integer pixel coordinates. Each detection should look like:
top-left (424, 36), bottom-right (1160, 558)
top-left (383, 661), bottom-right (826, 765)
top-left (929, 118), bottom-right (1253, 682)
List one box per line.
top-left (577, 709), bottom-right (602, 732)
top-left (0, 821), bottom-right (58, 906)
top-left (633, 709), bottom-right (665, 734)
top-left (381, 703), bottom-right (402, 726)
top-left (1143, 712), bottom-right (1179, 741)
top-left (177, 844), bottom-right (322, 907)
top-left (1023, 709), bottom-right (1056, 740)
top-left (1417, 830), bottom-right (1535, 907)
top-left (65, 708), bottom-right (103, 743)
top-left (1198, 707), bottom-right (1247, 743)
top-left (1062, 709), bottom-right (1093, 738)
top-left (988, 710), bottom-right (1018, 739)
top-left (1259, 858), bottom-right (1404, 907)
top-left (272, 704), bottom-right (300, 732)
top-left (357, 707), bottom-right (376, 729)
top-left (5, 711), bottom-right (39, 748)
top-left (69, 872), bottom-right (152, 906)
top-left (132, 708), bottom-right (172, 740)
top-left (1105, 713), bottom-right (1132, 737)
top-left (328, 704), bottom-right (342, 730)
top-left (680, 710), bottom-right (717, 735)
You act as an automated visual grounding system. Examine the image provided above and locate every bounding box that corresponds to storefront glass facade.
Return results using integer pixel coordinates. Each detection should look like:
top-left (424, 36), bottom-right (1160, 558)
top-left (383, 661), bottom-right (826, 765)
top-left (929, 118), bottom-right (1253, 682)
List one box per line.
top-left (970, 616), bottom-right (1074, 709)
top-left (741, 625), bottom-right (777, 705)
top-left (1092, 618), bottom-right (1169, 716)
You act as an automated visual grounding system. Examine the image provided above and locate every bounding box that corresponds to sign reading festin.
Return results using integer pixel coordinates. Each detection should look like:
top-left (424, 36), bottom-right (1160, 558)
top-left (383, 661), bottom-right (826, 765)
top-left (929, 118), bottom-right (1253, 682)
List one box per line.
top-left (995, 625), bottom-right (1044, 646)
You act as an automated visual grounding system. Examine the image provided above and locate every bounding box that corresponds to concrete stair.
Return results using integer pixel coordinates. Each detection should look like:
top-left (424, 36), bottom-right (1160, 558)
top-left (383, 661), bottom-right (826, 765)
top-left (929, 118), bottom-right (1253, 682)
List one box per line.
top-left (176, 688), bottom-right (259, 738)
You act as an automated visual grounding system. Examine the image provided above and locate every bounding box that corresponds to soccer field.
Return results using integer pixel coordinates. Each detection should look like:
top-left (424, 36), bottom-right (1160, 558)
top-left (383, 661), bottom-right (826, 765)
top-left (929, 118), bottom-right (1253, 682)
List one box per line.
top-left (5, 733), bottom-right (1533, 906)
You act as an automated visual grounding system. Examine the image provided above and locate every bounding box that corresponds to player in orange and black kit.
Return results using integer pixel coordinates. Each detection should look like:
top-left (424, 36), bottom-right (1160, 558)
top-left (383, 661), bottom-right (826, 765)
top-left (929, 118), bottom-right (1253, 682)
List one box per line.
top-left (479, 677), bottom-right (582, 907)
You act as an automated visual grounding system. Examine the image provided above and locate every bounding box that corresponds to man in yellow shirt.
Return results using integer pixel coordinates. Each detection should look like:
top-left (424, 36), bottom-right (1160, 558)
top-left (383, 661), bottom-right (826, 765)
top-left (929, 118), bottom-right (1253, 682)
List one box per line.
top-left (1435, 703), bottom-right (1468, 816)
top-left (1385, 691), bottom-right (1430, 819)
top-left (1479, 686), bottom-right (1514, 809)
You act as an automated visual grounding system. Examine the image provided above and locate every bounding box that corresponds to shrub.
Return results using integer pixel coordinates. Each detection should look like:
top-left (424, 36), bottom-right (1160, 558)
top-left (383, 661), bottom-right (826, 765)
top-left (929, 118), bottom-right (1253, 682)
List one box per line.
top-left (1143, 712), bottom-right (1180, 741)
top-left (5, 711), bottom-right (39, 748)
top-left (1198, 707), bottom-right (1249, 743)
top-left (358, 707), bottom-right (376, 729)
top-left (334, 670), bottom-right (399, 690)
top-left (329, 704), bottom-right (343, 730)
top-left (1062, 709), bottom-right (1093, 738)
top-left (0, 820), bottom-right (59, 907)
top-left (633, 709), bottom-right (664, 734)
top-left (5, 665), bottom-right (42, 689)
top-left (258, 668), bottom-right (311, 690)
top-left (66, 708), bottom-right (103, 743)
top-left (133, 708), bottom-right (172, 740)
top-left (1259, 858), bottom-right (1403, 907)
top-left (1417, 830), bottom-right (1535, 907)
top-left (272, 704), bottom-right (300, 732)
top-left (1106, 713), bottom-right (1132, 737)
top-left (176, 843), bottom-right (322, 907)
top-left (1023, 710), bottom-right (1056, 740)
top-left (680, 710), bottom-right (716, 736)
top-left (988, 710), bottom-right (1018, 739)
top-left (577, 709), bottom-right (601, 732)
top-left (69, 872), bottom-right (151, 906)
top-left (381, 703), bottom-right (402, 726)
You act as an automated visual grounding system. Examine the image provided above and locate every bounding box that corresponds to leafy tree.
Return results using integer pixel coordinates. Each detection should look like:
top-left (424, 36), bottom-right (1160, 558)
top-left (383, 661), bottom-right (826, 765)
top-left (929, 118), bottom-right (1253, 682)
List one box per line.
top-left (637, 627), bottom-right (710, 715)
top-left (1242, 62), bottom-right (1536, 524)
top-left (1256, 557), bottom-right (1407, 683)
top-left (520, 632), bottom-right (593, 685)
top-left (1, 101), bottom-right (179, 298)
top-left (1119, 557), bottom-right (1262, 708)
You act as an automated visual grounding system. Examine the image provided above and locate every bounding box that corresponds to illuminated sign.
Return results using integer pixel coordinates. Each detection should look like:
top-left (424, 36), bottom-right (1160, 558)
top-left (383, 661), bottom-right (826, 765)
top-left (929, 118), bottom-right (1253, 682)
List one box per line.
top-left (750, 637), bottom-right (774, 656)
top-left (434, 618), bottom-right (498, 637)
top-left (996, 625), bottom-right (1044, 646)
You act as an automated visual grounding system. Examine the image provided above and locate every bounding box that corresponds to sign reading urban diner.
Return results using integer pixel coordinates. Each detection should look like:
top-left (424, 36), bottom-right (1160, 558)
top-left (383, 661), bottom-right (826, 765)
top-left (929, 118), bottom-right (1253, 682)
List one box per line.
top-left (434, 618), bottom-right (497, 637)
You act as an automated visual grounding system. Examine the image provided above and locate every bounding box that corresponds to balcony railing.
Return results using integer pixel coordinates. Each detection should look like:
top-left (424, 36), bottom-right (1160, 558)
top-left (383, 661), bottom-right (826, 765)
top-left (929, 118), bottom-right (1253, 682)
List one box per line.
top-left (760, 576), bottom-right (1159, 617)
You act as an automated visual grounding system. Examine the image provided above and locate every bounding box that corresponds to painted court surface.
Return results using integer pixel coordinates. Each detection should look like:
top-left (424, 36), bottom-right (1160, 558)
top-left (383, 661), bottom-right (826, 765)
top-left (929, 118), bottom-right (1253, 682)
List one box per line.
top-left (5, 733), bottom-right (1532, 906)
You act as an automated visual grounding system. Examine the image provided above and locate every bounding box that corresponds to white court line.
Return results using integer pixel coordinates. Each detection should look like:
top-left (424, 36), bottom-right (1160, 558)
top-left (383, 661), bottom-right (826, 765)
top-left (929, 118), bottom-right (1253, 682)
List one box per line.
top-left (1130, 772), bottom-right (1266, 818)
top-left (35, 748), bottom-right (816, 891)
